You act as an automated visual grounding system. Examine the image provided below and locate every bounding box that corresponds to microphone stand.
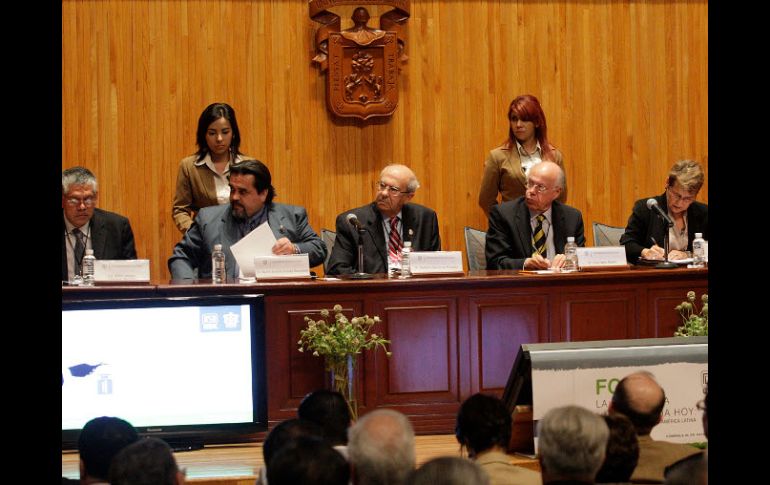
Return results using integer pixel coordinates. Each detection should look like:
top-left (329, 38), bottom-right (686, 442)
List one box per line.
top-left (655, 219), bottom-right (678, 269)
top-left (350, 228), bottom-right (373, 279)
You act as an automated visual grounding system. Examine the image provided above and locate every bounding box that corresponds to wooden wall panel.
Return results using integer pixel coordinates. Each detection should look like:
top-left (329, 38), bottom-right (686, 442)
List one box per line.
top-left (62, 1), bottom-right (708, 281)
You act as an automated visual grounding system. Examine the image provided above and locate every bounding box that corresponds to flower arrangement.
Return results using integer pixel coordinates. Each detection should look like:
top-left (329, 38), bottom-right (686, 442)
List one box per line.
top-left (674, 291), bottom-right (708, 337)
top-left (298, 304), bottom-right (391, 420)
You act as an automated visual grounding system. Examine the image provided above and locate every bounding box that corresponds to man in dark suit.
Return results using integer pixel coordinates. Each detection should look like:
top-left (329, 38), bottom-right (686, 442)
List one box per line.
top-left (61, 166), bottom-right (137, 282)
top-left (326, 164), bottom-right (441, 275)
top-left (169, 159), bottom-right (326, 279)
top-left (485, 161), bottom-right (584, 270)
top-left (609, 371), bottom-right (702, 483)
top-left (620, 159), bottom-right (708, 262)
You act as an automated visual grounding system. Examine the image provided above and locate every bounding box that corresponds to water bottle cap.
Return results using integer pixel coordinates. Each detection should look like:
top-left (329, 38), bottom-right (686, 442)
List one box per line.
top-left (214, 244), bottom-right (223, 251)
top-left (85, 249), bottom-right (94, 255)
top-left (694, 233), bottom-right (702, 238)
top-left (567, 237), bottom-right (575, 242)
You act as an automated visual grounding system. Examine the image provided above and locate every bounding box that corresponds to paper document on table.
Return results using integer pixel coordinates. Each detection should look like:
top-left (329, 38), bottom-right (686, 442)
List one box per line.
top-left (639, 257), bottom-right (693, 265)
top-left (230, 221), bottom-right (276, 277)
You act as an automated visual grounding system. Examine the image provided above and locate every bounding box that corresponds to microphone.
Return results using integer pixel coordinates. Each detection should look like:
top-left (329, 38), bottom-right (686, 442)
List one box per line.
top-left (646, 198), bottom-right (673, 226)
top-left (346, 213), bottom-right (363, 231)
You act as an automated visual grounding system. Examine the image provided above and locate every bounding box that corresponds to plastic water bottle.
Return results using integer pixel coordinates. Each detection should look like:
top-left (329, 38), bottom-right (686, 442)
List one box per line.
top-left (82, 249), bottom-right (96, 286)
top-left (692, 233), bottom-right (706, 268)
top-left (212, 244), bottom-right (226, 284)
top-left (563, 237), bottom-right (579, 272)
top-left (400, 241), bottom-right (412, 278)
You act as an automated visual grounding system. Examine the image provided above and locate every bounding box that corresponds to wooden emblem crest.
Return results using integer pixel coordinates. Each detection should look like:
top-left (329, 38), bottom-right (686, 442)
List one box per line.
top-left (310, 1), bottom-right (410, 120)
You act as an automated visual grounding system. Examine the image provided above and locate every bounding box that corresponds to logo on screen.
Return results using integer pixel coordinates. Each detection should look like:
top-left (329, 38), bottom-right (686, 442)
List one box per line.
top-left (199, 306), bottom-right (242, 332)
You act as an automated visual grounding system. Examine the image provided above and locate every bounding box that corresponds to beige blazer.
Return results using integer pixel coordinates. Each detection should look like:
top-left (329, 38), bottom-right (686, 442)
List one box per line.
top-left (475, 450), bottom-right (542, 485)
top-left (172, 153), bottom-right (249, 233)
top-left (478, 145), bottom-right (566, 217)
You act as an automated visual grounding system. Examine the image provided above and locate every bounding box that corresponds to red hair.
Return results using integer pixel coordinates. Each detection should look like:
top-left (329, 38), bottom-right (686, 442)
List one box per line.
top-left (503, 94), bottom-right (556, 161)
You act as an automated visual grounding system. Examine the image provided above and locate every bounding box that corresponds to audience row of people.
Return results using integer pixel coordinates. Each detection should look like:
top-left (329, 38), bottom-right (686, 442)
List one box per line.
top-left (65, 371), bottom-right (706, 484)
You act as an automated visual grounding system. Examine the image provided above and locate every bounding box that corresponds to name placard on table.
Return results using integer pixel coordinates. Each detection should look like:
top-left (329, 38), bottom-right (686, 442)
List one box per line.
top-left (576, 247), bottom-right (628, 268)
top-left (94, 259), bottom-right (150, 282)
top-left (409, 251), bottom-right (464, 275)
top-left (252, 254), bottom-right (311, 279)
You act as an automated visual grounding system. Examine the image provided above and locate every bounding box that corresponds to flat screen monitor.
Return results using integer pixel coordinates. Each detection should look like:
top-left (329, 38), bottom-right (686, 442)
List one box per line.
top-left (62, 294), bottom-right (267, 450)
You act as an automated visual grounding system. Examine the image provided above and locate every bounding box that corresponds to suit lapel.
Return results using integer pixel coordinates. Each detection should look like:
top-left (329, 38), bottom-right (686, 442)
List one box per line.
top-left (365, 203), bottom-right (388, 266)
top-left (90, 210), bottom-right (107, 258)
top-left (551, 202), bottom-right (566, 254)
top-left (401, 204), bottom-right (415, 246)
top-left (222, 208), bottom-right (241, 278)
top-left (510, 149), bottom-right (527, 188)
top-left (266, 205), bottom-right (288, 239)
top-left (514, 201), bottom-right (532, 255)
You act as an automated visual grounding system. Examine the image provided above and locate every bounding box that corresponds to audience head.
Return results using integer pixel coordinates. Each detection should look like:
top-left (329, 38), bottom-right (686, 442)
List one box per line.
top-left (506, 94), bottom-right (554, 160)
top-left (348, 408), bottom-right (416, 485)
top-left (109, 437), bottom-right (184, 485)
top-left (62, 166), bottom-right (99, 227)
top-left (609, 371), bottom-right (666, 436)
top-left (228, 159), bottom-right (276, 218)
top-left (375, 164), bottom-right (419, 218)
top-left (298, 389), bottom-right (351, 446)
top-left (78, 416), bottom-right (139, 482)
top-left (262, 418), bottom-right (324, 467)
top-left (524, 161), bottom-right (565, 213)
top-left (664, 451), bottom-right (707, 485)
top-left (594, 413), bottom-right (639, 483)
top-left (665, 160), bottom-right (704, 217)
top-left (455, 393), bottom-right (511, 458)
top-left (537, 405), bottom-right (609, 483)
top-left (267, 435), bottom-right (350, 485)
top-left (195, 102), bottom-right (242, 161)
top-left (407, 456), bottom-right (489, 485)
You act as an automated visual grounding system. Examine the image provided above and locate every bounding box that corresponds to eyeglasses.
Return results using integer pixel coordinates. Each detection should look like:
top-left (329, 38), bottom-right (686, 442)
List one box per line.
top-left (65, 197), bottom-right (96, 207)
top-left (525, 180), bottom-right (552, 194)
top-left (375, 181), bottom-right (411, 196)
top-left (667, 187), bottom-right (696, 204)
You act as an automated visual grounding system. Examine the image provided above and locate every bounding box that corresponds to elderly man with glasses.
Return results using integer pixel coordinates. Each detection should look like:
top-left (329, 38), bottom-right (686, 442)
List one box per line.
top-left (61, 166), bottom-right (137, 283)
top-left (485, 160), bottom-right (585, 270)
top-left (326, 164), bottom-right (440, 275)
top-left (620, 159), bottom-right (708, 263)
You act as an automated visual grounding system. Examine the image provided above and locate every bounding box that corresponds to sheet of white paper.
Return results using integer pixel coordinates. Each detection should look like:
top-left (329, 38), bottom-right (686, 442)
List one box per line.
top-left (230, 221), bottom-right (277, 277)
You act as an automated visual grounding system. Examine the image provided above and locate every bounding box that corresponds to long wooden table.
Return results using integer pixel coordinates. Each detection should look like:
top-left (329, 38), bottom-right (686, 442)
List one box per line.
top-left (62, 267), bottom-right (707, 434)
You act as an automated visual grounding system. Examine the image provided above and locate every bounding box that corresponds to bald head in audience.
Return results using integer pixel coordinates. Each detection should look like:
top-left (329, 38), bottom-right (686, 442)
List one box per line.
top-left (609, 371), bottom-right (666, 436)
top-left (348, 408), bottom-right (416, 485)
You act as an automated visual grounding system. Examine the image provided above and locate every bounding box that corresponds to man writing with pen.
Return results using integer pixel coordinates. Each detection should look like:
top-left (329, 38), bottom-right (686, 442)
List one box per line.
top-left (485, 161), bottom-right (586, 270)
top-left (620, 160), bottom-right (708, 263)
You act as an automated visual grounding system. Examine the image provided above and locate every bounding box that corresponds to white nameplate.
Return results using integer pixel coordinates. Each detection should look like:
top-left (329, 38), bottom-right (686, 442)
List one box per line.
top-left (409, 251), bottom-right (464, 274)
top-left (94, 259), bottom-right (150, 282)
top-left (253, 254), bottom-right (311, 279)
top-left (576, 247), bottom-right (627, 267)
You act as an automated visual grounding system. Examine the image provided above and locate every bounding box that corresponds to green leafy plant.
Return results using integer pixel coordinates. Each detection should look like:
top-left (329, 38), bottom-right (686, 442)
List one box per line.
top-left (298, 304), bottom-right (391, 420)
top-left (674, 291), bottom-right (708, 337)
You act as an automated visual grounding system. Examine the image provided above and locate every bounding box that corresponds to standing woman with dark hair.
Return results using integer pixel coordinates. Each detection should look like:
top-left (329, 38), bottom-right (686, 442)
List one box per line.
top-left (172, 102), bottom-right (250, 233)
top-left (478, 94), bottom-right (567, 216)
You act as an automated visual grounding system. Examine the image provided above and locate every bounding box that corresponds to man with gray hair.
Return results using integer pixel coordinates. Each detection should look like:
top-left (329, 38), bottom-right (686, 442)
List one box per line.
top-left (537, 405), bottom-right (609, 484)
top-left (348, 408), bottom-right (416, 485)
top-left (327, 164), bottom-right (440, 275)
top-left (61, 166), bottom-right (137, 282)
top-left (485, 161), bottom-right (585, 270)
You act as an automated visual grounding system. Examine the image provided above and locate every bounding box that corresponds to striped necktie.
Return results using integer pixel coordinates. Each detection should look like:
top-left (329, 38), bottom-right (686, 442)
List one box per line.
top-left (388, 216), bottom-right (402, 263)
top-left (532, 214), bottom-right (546, 257)
top-left (72, 228), bottom-right (86, 275)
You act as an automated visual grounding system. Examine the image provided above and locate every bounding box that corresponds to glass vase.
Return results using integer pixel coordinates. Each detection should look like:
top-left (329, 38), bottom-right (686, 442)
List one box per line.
top-left (327, 354), bottom-right (358, 420)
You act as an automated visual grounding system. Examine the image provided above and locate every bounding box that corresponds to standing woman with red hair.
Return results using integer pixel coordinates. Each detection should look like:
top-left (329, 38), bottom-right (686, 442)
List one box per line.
top-left (478, 94), bottom-right (567, 216)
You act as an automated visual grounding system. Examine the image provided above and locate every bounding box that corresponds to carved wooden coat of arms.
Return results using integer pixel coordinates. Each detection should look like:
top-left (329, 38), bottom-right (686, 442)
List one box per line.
top-left (309, 1), bottom-right (410, 120)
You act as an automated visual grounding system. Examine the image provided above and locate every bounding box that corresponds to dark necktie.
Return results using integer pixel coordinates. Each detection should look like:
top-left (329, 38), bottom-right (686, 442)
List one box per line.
top-left (532, 214), bottom-right (546, 257)
top-left (388, 216), bottom-right (402, 264)
top-left (72, 228), bottom-right (86, 275)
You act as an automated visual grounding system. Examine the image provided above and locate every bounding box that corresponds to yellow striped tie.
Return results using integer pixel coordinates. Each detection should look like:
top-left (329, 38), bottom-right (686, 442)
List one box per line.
top-left (532, 214), bottom-right (546, 256)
